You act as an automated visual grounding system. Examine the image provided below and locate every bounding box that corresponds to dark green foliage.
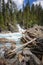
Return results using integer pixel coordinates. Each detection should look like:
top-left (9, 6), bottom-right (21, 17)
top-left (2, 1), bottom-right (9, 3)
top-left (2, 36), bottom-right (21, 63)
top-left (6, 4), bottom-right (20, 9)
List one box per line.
top-left (0, 0), bottom-right (43, 31)
top-left (0, 0), bottom-right (17, 30)
top-left (17, 1), bottom-right (43, 28)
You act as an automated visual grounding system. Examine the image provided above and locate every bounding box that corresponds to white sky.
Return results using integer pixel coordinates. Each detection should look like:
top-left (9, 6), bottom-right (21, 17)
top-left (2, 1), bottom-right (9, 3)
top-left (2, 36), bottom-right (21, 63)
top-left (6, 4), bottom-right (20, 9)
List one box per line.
top-left (5, 0), bottom-right (23, 9)
top-left (33, 0), bottom-right (43, 8)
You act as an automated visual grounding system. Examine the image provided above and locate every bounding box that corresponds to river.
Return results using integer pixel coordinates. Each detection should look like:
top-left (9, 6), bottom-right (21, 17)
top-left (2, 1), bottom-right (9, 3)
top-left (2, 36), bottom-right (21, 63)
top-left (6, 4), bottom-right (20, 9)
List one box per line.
top-left (0, 24), bottom-right (25, 57)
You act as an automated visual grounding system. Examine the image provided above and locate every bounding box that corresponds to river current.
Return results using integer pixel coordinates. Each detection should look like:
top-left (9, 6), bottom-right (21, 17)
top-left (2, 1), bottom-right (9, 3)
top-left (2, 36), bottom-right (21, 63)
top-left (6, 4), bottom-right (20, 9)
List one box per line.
top-left (0, 24), bottom-right (25, 57)
top-left (0, 32), bottom-right (22, 47)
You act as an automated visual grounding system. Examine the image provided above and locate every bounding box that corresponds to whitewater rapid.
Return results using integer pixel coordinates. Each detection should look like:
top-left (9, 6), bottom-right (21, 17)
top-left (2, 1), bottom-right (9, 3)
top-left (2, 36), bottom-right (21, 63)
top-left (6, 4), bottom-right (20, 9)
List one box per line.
top-left (0, 24), bottom-right (26, 48)
top-left (0, 32), bottom-right (22, 41)
top-left (0, 24), bottom-right (25, 57)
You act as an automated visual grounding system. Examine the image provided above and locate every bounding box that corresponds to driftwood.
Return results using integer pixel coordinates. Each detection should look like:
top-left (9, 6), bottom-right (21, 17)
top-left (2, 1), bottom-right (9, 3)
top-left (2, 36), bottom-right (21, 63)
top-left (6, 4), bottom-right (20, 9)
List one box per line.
top-left (0, 25), bottom-right (43, 65)
top-left (23, 48), bottom-right (42, 65)
top-left (4, 38), bottom-right (36, 58)
top-left (42, 56), bottom-right (43, 64)
top-left (21, 35), bottom-right (32, 43)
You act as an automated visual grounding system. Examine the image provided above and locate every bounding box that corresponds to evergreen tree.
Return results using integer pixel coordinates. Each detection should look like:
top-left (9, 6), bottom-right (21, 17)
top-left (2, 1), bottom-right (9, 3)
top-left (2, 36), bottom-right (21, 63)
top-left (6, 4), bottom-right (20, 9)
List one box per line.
top-left (2, 0), bottom-right (6, 25)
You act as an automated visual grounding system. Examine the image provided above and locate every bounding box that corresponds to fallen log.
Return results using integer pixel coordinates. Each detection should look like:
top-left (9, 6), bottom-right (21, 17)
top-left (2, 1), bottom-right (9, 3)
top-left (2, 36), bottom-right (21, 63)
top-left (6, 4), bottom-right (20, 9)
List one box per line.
top-left (4, 38), bottom-right (36, 58)
top-left (31, 50), bottom-right (43, 55)
top-left (23, 48), bottom-right (42, 65)
top-left (21, 37), bottom-right (28, 43)
top-left (42, 56), bottom-right (43, 64)
top-left (26, 31), bottom-right (37, 38)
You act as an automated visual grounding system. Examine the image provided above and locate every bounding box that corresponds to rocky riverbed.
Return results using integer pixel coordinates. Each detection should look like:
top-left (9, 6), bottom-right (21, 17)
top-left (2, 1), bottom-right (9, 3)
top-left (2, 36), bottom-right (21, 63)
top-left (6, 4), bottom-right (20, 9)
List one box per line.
top-left (0, 25), bottom-right (43, 65)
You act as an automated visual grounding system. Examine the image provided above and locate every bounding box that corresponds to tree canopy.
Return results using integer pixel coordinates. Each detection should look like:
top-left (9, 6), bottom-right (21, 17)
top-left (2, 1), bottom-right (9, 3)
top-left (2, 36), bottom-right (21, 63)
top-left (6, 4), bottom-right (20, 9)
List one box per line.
top-left (0, 0), bottom-right (43, 31)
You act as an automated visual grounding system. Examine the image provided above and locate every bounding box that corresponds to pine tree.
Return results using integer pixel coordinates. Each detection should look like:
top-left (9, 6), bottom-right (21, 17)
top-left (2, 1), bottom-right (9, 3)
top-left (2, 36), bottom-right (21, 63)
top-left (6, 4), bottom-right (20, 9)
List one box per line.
top-left (2, 0), bottom-right (6, 25)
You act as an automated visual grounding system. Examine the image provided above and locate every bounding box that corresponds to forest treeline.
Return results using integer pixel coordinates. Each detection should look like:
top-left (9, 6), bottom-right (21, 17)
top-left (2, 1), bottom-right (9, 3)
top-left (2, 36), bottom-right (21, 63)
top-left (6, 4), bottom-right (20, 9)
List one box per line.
top-left (0, 0), bottom-right (43, 30)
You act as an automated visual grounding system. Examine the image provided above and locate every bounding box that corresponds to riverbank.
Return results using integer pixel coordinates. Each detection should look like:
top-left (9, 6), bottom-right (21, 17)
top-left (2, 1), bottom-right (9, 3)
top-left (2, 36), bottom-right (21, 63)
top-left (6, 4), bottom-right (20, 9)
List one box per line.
top-left (0, 25), bottom-right (43, 65)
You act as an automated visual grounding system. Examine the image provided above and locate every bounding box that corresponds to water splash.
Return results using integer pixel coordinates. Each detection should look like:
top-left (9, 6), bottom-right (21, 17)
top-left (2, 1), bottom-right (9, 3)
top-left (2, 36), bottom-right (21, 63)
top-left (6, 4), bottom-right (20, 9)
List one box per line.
top-left (17, 24), bottom-right (26, 33)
